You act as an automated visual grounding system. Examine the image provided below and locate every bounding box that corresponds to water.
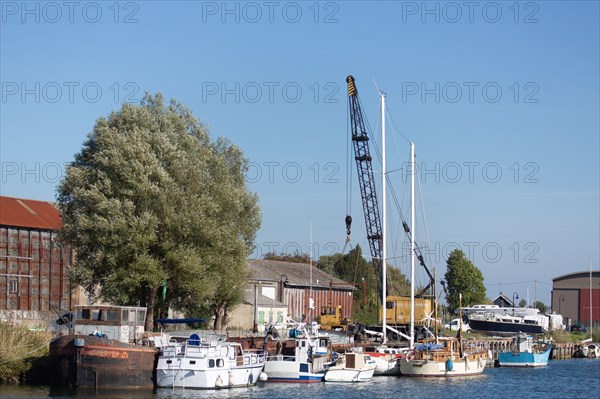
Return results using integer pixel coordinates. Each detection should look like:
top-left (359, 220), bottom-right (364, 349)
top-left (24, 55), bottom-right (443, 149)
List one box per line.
top-left (1, 359), bottom-right (599, 399)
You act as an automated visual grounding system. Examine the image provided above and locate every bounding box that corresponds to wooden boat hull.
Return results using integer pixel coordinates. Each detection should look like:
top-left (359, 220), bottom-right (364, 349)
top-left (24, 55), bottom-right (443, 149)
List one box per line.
top-left (49, 335), bottom-right (157, 389)
top-left (399, 357), bottom-right (485, 377)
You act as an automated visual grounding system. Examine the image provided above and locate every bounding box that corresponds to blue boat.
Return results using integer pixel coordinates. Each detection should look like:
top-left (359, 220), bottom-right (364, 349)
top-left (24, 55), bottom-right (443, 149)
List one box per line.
top-left (498, 335), bottom-right (552, 367)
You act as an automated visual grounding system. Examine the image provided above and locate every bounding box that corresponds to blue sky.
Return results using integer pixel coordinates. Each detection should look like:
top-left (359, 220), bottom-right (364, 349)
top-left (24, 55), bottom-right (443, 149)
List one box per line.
top-left (1, 1), bottom-right (599, 306)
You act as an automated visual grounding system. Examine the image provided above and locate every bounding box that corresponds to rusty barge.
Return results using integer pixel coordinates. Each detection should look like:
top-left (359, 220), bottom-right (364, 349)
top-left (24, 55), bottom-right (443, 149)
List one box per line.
top-left (49, 305), bottom-right (157, 389)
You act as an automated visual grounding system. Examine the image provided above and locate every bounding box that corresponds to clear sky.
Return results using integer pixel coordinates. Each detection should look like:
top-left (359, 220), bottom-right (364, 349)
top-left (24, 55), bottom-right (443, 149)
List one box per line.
top-left (1, 1), bottom-right (599, 307)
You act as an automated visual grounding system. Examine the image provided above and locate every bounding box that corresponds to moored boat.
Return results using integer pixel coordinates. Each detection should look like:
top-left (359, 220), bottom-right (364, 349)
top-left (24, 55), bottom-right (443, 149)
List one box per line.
top-left (263, 324), bottom-right (333, 383)
top-left (155, 333), bottom-right (266, 389)
top-left (498, 335), bottom-right (552, 367)
top-left (324, 352), bottom-right (377, 382)
top-left (357, 346), bottom-right (404, 376)
top-left (49, 305), bottom-right (157, 389)
top-left (399, 338), bottom-right (487, 377)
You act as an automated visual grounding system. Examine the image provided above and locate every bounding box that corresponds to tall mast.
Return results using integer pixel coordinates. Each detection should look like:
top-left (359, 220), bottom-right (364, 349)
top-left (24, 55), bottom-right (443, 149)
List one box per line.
top-left (590, 259), bottom-right (593, 338)
top-left (381, 92), bottom-right (387, 345)
top-left (410, 142), bottom-right (415, 349)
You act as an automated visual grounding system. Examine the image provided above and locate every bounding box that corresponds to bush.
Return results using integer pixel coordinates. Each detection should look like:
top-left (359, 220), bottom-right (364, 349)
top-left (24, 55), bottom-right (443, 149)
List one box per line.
top-left (0, 323), bottom-right (52, 385)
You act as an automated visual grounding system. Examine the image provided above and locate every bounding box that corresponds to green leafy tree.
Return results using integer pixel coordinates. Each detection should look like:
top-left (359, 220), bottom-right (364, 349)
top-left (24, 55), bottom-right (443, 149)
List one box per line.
top-left (518, 298), bottom-right (527, 308)
top-left (533, 300), bottom-right (548, 314)
top-left (263, 252), bottom-right (311, 263)
top-left (57, 93), bottom-right (260, 331)
top-left (315, 253), bottom-right (344, 275)
top-left (442, 249), bottom-right (486, 313)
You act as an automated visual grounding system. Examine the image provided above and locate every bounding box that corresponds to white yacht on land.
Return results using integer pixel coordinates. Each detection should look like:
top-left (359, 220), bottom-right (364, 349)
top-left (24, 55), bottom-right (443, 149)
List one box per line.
top-left (459, 304), bottom-right (540, 318)
top-left (155, 333), bottom-right (267, 389)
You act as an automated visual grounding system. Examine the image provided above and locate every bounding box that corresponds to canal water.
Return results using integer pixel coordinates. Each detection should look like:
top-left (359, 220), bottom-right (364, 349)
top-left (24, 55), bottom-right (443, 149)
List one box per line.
top-left (1, 359), bottom-right (599, 399)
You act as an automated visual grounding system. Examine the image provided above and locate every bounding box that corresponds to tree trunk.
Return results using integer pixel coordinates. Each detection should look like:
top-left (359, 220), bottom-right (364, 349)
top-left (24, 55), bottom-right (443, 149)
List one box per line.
top-left (213, 303), bottom-right (226, 330)
top-left (145, 286), bottom-right (158, 332)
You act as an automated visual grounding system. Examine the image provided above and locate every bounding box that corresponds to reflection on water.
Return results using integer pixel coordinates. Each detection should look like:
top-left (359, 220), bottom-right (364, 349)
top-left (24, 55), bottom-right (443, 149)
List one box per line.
top-left (1, 359), bottom-right (599, 399)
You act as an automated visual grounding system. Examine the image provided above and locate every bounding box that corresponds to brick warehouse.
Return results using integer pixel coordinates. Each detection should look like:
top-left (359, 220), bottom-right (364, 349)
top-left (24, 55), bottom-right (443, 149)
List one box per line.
top-left (0, 196), bottom-right (74, 326)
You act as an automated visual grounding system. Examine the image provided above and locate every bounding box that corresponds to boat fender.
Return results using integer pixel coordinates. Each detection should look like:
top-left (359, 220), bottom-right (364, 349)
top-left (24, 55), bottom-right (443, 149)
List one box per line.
top-left (259, 372), bottom-right (268, 382)
top-left (445, 359), bottom-right (453, 371)
top-left (248, 372), bottom-right (253, 386)
top-left (215, 375), bottom-right (224, 387)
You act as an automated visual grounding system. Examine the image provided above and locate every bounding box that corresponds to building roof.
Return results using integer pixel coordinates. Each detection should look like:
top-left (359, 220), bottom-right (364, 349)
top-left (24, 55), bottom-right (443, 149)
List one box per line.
top-left (247, 259), bottom-right (354, 291)
top-left (553, 270), bottom-right (600, 283)
top-left (0, 196), bottom-right (62, 230)
top-left (493, 293), bottom-right (515, 307)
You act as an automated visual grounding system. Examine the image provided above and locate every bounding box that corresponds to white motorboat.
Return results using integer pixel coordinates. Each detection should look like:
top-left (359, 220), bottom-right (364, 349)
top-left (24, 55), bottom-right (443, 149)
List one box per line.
top-left (578, 342), bottom-right (600, 358)
top-left (324, 352), bottom-right (377, 382)
top-left (358, 346), bottom-right (405, 376)
top-left (156, 333), bottom-right (267, 389)
top-left (263, 325), bottom-right (333, 383)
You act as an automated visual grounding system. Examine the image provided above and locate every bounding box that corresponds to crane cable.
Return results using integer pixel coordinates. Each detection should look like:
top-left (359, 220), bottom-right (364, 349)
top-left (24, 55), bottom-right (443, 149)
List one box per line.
top-left (343, 99), bottom-right (352, 254)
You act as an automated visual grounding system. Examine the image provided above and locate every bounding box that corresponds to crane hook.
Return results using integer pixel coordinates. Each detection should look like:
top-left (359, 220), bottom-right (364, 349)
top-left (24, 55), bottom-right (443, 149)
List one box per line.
top-left (345, 215), bottom-right (352, 237)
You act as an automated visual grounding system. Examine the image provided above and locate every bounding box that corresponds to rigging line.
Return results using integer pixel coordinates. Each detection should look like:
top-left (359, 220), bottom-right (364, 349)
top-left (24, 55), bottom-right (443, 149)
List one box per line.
top-left (386, 103), bottom-right (412, 144)
top-left (356, 91), bottom-right (432, 292)
top-left (487, 280), bottom-right (552, 286)
top-left (416, 162), bottom-right (433, 268)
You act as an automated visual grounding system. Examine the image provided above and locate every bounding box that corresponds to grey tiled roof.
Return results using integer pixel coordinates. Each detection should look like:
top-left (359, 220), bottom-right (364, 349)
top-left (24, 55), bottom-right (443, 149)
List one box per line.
top-left (247, 259), bottom-right (354, 291)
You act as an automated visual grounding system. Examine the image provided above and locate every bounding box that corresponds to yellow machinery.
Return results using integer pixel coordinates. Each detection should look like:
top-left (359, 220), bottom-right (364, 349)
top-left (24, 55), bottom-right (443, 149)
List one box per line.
top-left (380, 296), bottom-right (433, 325)
top-left (319, 305), bottom-right (350, 331)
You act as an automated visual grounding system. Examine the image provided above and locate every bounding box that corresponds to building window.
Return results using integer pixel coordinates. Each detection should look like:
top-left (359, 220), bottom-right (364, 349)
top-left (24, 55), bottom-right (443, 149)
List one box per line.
top-left (277, 312), bottom-right (283, 322)
top-left (9, 280), bottom-right (18, 293)
top-left (258, 311), bottom-right (265, 323)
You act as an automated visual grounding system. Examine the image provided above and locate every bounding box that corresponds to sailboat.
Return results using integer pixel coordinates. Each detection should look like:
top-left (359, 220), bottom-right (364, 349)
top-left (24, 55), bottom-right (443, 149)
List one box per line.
top-left (399, 293), bottom-right (488, 377)
top-left (350, 90), bottom-right (407, 377)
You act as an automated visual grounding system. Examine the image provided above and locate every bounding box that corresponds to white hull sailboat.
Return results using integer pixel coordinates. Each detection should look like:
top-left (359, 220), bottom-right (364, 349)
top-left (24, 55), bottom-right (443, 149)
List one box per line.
top-left (401, 294), bottom-right (488, 377)
top-left (399, 339), bottom-right (487, 377)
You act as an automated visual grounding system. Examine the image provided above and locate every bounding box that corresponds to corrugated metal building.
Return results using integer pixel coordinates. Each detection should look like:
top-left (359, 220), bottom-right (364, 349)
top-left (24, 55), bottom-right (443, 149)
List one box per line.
top-left (552, 270), bottom-right (599, 325)
top-left (0, 196), bottom-right (73, 323)
top-left (246, 259), bottom-right (355, 323)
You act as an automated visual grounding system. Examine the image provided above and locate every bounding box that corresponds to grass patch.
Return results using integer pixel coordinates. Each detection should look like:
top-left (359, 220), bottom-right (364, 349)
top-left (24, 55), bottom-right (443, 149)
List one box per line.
top-left (0, 323), bottom-right (53, 385)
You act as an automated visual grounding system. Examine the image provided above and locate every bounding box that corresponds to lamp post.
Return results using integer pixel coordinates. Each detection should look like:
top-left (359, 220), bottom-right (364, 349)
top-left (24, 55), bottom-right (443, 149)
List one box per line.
top-left (512, 292), bottom-right (519, 316)
top-left (279, 274), bottom-right (288, 304)
top-left (559, 294), bottom-right (565, 314)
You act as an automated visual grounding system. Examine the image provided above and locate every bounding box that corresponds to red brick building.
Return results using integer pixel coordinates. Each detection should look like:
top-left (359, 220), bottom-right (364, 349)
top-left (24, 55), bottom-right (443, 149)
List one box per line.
top-left (0, 196), bottom-right (73, 324)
